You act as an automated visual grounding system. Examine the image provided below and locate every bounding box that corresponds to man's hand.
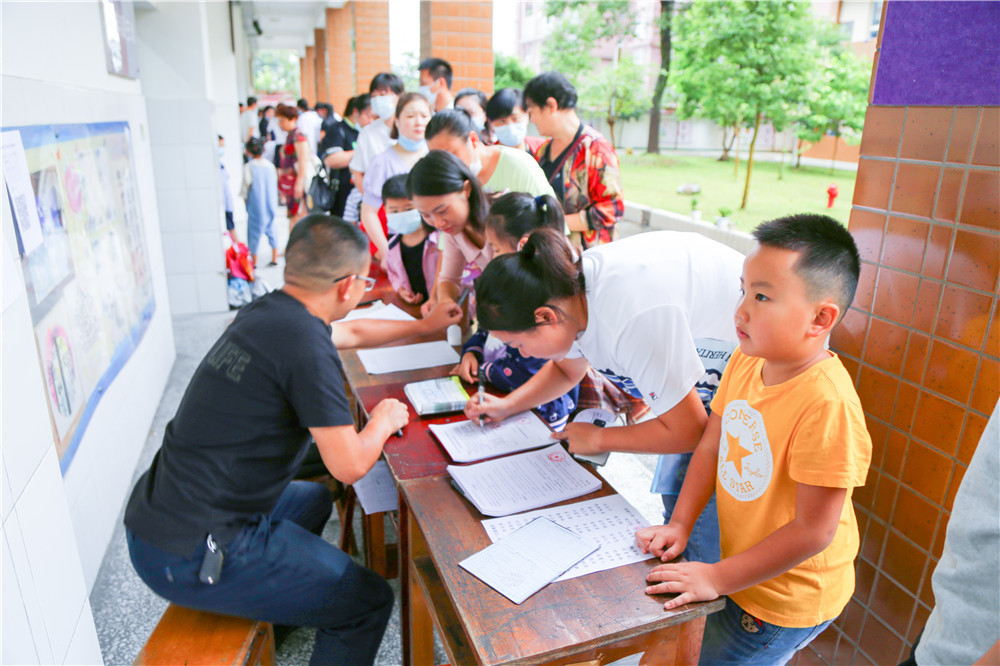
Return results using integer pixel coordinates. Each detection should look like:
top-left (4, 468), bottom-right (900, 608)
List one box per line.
top-left (464, 393), bottom-right (513, 424)
top-left (450, 352), bottom-right (479, 383)
top-left (421, 301), bottom-right (462, 332)
top-left (644, 561), bottom-right (723, 610)
top-left (370, 398), bottom-right (409, 433)
top-left (550, 422), bottom-right (604, 455)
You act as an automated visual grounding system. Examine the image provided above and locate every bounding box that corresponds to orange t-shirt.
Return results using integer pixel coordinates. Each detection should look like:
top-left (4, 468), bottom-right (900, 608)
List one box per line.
top-left (709, 348), bottom-right (872, 628)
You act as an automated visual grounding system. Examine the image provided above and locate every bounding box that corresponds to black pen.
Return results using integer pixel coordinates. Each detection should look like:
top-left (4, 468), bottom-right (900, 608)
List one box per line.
top-left (395, 428), bottom-right (404, 437)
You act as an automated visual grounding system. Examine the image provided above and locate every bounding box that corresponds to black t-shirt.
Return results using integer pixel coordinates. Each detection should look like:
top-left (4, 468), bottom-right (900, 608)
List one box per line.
top-left (539, 123), bottom-right (584, 203)
top-left (124, 291), bottom-right (354, 556)
top-left (318, 119), bottom-right (360, 217)
top-left (398, 237), bottom-right (428, 300)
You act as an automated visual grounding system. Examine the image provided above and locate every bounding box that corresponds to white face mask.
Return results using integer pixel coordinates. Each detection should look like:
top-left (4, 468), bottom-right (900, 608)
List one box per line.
top-left (471, 114), bottom-right (486, 132)
top-left (370, 94), bottom-right (397, 119)
top-left (469, 153), bottom-right (482, 177)
top-left (494, 121), bottom-right (528, 148)
top-left (417, 84), bottom-right (437, 106)
top-left (386, 209), bottom-right (423, 235)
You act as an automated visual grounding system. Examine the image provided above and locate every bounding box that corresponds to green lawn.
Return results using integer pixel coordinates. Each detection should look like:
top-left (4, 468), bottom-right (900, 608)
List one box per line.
top-left (619, 153), bottom-right (858, 231)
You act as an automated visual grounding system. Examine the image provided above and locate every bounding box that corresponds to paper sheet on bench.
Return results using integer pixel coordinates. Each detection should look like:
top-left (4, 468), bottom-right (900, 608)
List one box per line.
top-left (447, 444), bottom-right (601, 516)
top-left (341, 302), bottom-right (416, 322)
top-left (459, 517), bottom-right (599, 604)
top-left (429, 410), bottom-right (552, 462)
top-left (481, 494), bottom-right (655, 581)
top-left (353, 461), bottom-right (398, 514)
top-left (357, 341), bottom-right (460, 374)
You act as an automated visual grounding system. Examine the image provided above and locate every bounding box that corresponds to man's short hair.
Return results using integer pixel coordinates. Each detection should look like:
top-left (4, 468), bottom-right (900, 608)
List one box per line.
top-left (284, 214), bottom-right (370, 291)
top-left (419, 57), bottom-right (453, 89)
top-left (247, 96), bottom-right (258, 107)
top-left (369, 72), bottom-right (404, 95)
top-left (752, 214), bottom-right (861, 319)
top-left (297, 98), bottom-right (310, 111)
top-left (347, 94), bottom-right (371, 117)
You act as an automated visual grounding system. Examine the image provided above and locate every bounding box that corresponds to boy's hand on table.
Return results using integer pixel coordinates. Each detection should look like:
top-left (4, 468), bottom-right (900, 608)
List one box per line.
top-left (421, 301), bottom-right (462, 331)
top-left (464, 393), bottom-right (511, 424)
top-left (371, 398), bottom-right (410, 433)
top-left (450, 352), bottom-right (479, 383)
top-left (550, 422), bottom-right (603, 455)
top-left (645, 561), bottom-right (723, 610)
top-left (635, 523), bottom-right (688, 560)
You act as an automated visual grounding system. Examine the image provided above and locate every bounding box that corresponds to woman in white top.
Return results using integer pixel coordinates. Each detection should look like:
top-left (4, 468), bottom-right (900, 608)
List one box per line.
top-left (360, 93), bottom-right (431, 267)
top-left (407, 150), bottom-right (493, 315)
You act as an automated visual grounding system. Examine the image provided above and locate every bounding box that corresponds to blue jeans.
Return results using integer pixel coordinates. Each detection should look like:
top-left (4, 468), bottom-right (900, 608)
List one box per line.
top-left (661, 492), bottom-right (721, 564)
top-left (699, 598), bottom-right (834, 665)
top-left (127, 481), bottom-right (393, 666)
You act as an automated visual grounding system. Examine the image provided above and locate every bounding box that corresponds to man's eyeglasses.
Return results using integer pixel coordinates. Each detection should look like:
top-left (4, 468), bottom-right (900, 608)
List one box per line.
top-left (333, 274), bottom-right (377, 292)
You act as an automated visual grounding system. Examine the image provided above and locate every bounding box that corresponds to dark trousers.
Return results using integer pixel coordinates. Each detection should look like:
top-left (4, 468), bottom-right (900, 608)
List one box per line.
top-left (127, 481), bottom-right (393, 666)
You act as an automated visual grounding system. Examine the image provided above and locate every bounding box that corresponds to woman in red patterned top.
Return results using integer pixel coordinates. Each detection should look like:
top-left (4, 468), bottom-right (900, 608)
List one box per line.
top-left (275, 103), bottom-right (311, 228)
top-left (524, 72), bottom-right (624, 248)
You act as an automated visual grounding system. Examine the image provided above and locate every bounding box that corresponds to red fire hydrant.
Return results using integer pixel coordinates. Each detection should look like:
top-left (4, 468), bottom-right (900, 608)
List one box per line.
top-left (827, 183), bottom-right (839, 208)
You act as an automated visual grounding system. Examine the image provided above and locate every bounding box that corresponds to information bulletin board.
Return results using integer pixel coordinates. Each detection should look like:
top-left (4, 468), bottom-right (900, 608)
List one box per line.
top-left (2, 122), bottom-right (155, 473)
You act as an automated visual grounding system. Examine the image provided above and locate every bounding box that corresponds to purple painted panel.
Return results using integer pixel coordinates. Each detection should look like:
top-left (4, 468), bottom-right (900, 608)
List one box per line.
top-left (873, 1), bottom-right (1000, 106)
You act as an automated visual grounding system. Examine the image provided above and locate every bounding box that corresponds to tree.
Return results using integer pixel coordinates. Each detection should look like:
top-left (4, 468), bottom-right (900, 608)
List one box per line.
top-left (647, 1), bottom-right (675, 154)
top-left (391, 50), bottom-right (420, 93)
top-left (252, 49), bottom-right (300, 95)
top-left (580, 52), bottom-right (647, 147)
top-left (542, 0), bottom-right (638, 88)
top-left (794, 46), bottom-right (870, 171)
top-left (494, 52), bottom-right (535, 90)
top-left (670, 0), bottom-right (820, 208)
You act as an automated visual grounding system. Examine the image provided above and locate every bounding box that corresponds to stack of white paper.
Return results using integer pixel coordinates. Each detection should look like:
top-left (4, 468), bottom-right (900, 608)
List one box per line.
top-left (447, 444), bottom-right (601, 517)
top-left (459, 517), bottom-right (599, 604)
top-left (429, 411), bottom-right (553, 462)
top-left (341, 302), bottom-right (416, 322)
top-left (357, 341), bottom-right (460, 374)
top-left (404, 376), bottom-right (471, 415)
top-left (352, 461), bottom-right (399, 514)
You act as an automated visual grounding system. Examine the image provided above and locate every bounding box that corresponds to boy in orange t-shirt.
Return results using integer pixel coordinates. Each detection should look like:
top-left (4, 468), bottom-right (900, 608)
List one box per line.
top-left (635, 214), bottom-right (872, 664)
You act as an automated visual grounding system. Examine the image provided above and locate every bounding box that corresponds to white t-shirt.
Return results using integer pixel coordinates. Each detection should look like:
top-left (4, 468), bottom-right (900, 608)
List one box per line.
top-left (297, 110), bottom-right (323, 154)
top-left (348, 119), bottom-right (394, 174)
top-left (240, 108), bottom-right (260, 142)
top-left (566, 231), bottom-right (744, 416)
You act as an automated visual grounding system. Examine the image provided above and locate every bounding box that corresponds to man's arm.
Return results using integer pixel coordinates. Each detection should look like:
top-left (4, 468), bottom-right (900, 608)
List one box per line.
top-left (330, 301), bottom-right (461, 350)
top-left (553, 387), bottom-right (707, 456)
top-left (310, 399), bottom-right (408, 484)
top-left (325, 150), bottom-right (353, 170)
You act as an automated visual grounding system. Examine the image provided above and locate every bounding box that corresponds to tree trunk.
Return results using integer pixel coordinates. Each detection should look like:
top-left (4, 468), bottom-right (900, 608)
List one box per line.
top-left (734, 128), bottom-right (740, 180)
top-left (740, 110), bottom-right (762, 210)
top-left (608, 119), bottom-right (617, 149)
top-left (796, 136), bottom-right (803, 168)
top-left (719, 127), bottom-right (732, 160)
top-left (646, 0), bottom-right (674, 154)
top-left (830, 130), bottom-right (839, 174)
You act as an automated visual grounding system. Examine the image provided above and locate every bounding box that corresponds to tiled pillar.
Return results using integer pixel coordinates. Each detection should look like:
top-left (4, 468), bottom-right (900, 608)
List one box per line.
top-left (314, 28), bottom-right (328, 104)
top-left (326, 4), bottom-right (355, 117)
top-left (354, 1), bottom-right (391, 97)
top-left (301, 45), bottom-right (317, 105)
top-left (798, 3), bottom-right (1000, 665)
top-left (419, 0), bottom-right (494, 94)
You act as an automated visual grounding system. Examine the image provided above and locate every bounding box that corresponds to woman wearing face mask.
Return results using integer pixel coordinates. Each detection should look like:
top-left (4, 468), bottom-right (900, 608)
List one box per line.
top-left (406, 150), bottom-right (492, 316)
top-left (486, 88), bottom-right (544, 156)
top-left (425, 109), bottom-right (554, 198)
top-left (360, 93), bottom-right (432, 268)
top-left (454, 88), bottom-right (493, 145)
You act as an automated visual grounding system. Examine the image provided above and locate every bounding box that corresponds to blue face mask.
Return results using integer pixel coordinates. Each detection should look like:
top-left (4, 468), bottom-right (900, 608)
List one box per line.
top-left (396, 134), bottom-right (426, 152)
top-left (386, 209), bottom-right (423, 235)
top-left (494, 121), bottom-right (528, 148)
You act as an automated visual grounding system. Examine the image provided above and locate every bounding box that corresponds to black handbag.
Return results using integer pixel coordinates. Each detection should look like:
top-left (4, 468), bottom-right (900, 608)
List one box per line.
top-left (306, 161), bottom-right (339, 213)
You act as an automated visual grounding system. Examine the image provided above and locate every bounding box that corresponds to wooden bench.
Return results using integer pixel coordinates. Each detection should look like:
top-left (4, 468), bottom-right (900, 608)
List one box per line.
top-left (134, 604), bottom-right (275, 666)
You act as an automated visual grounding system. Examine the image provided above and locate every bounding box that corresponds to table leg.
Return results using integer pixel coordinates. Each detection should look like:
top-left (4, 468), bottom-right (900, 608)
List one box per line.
top-left (401, 496), bottom-right (434, 666)
top-left (363, 511), bottom-right (387, 577)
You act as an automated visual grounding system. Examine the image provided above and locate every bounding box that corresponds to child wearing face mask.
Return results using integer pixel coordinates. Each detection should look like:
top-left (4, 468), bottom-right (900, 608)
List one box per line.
top-left (450, 192), bottom-right (579, 430)
top-left (382, 174), bottom-right (440, 306)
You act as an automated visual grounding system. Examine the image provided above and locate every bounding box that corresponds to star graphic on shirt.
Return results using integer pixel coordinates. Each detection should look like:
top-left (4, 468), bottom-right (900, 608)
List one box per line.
top-left (725, 431), bottom-right (754, 476)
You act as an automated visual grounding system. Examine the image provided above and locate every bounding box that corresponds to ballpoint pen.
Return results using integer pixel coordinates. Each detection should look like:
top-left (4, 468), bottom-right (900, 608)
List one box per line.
top-left (477, 365), bottom-right (486, 428)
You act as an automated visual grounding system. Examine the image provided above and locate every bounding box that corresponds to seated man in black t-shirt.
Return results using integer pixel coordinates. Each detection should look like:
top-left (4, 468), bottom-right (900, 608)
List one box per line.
top-left (123, 214), bottom-right (461, 666)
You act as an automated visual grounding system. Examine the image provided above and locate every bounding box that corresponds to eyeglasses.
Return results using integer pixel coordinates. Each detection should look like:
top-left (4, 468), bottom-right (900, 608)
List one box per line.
top-left (333, 274), bottom-right (377, 292)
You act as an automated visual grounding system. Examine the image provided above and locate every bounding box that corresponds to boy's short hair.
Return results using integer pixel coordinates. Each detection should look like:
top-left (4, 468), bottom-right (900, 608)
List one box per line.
top-left (284, 214), bottom-right (369, 292)
top-left (245, 138), bottom-right (263, 157)
top-left (752, 214), bottom-right (861, 319)
top-left (419, 57), bottom-right (453, 89)
top-left (381, 174), bottom-right (410, 203)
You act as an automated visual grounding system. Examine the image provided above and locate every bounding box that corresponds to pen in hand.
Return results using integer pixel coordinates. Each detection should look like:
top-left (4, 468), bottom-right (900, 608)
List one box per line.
top-left (477, 366), bottom-right (486, 428)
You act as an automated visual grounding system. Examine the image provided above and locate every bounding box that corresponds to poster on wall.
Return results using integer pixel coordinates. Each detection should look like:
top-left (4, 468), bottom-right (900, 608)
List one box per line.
top-left (2, 122), bottom-right (155, 474)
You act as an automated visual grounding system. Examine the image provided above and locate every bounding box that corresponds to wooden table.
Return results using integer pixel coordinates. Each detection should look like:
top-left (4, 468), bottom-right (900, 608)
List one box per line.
top-left (401, 475), bottom-right (724, 666)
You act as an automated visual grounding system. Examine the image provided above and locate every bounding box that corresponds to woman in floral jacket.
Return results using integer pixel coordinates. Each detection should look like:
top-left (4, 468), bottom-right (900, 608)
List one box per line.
top-left (523, 71), bottom-right (624, 248)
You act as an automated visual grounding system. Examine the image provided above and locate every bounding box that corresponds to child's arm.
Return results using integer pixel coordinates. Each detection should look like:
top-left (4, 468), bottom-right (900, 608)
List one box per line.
top-left (645, 480), bottom-right (847, 610)
top-left (636, 412), bottom-right (721, 557)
